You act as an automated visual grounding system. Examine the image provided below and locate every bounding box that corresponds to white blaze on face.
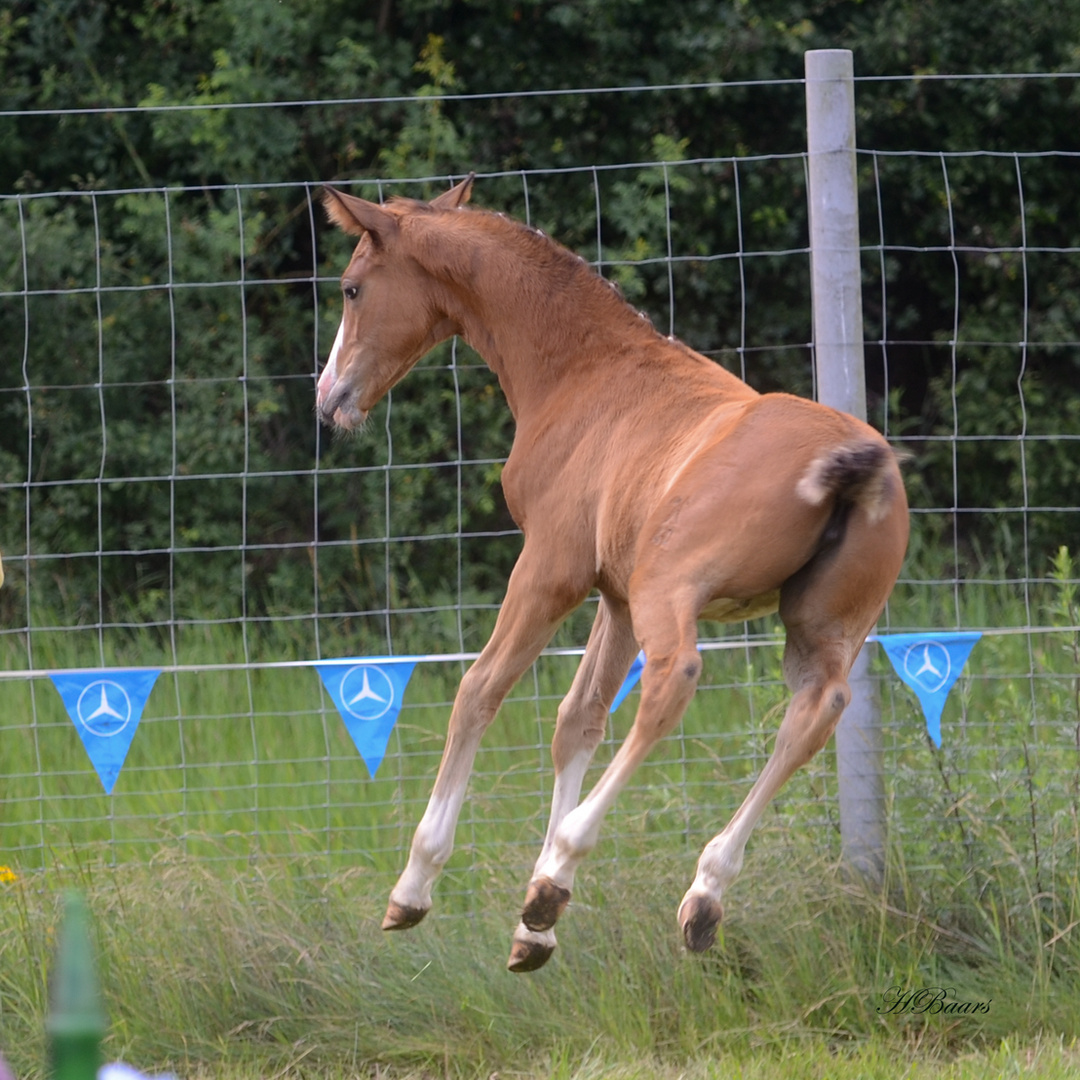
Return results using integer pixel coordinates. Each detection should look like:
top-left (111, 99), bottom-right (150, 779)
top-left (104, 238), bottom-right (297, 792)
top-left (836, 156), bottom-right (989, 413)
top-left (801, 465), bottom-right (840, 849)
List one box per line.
top-left (317, 319), bottom-right (345, 409)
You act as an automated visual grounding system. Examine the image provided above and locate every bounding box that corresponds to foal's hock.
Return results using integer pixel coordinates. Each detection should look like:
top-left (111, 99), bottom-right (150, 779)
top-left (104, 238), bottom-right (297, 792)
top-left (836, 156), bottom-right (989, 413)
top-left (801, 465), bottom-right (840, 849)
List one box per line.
top-left (317, 174), bottom-right (909, 972)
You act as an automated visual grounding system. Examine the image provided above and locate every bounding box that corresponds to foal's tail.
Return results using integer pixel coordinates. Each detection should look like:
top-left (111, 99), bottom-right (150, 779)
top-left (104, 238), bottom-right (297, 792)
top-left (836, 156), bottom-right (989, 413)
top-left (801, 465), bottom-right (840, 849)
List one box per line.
top-left (796, 441), bottom-right (907, 526)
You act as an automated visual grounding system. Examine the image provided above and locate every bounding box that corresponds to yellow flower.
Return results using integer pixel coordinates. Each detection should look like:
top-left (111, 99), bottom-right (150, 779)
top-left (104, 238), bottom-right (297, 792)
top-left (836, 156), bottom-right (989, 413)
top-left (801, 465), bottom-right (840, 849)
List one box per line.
top-left (0, 865), bottom-right (17, 884)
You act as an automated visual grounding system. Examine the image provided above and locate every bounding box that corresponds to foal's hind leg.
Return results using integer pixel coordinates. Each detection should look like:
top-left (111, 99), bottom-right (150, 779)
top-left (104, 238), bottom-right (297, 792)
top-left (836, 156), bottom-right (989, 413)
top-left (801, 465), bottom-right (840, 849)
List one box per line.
top-left (509, 597), bottom-right (639, 972)
top-left (676, 629), bottom-right (860, 951)
top-left (677, 508), bottom-right (907, 952)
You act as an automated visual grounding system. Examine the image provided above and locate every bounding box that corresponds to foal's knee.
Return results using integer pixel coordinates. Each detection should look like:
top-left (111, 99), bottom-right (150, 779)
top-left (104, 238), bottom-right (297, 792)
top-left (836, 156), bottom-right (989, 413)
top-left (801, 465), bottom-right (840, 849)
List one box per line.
top-left (454, 664), bottom-right (502, 734)
top-left (636, 646), bottom-right (702, 729)
top-left (654, 646), bottom-right (702, 688)
top-left (680, 651), bottom-right (703, 684)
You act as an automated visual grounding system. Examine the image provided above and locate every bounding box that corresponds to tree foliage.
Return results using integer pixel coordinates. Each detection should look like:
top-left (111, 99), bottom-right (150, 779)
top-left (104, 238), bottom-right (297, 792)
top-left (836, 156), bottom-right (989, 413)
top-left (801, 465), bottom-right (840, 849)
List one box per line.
top-left (2, 0), bottom-right (1080, 636)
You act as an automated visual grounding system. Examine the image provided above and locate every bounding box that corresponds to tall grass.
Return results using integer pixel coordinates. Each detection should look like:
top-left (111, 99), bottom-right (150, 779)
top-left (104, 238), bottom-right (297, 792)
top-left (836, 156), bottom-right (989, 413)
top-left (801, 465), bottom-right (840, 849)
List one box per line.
top-left (3, 837), bottom-right (1080, 1079)
top-left (3, 564), bottom-right (1080, 1076)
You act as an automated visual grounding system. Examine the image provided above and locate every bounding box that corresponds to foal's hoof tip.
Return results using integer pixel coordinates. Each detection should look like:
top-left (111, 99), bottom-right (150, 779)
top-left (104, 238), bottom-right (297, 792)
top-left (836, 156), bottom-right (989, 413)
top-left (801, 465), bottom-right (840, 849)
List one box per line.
top-left (382, 901), bottom-right (428, 931)
top-left (521, 878), bottom-right (572, 932)
top-left (679, 895), bottom-right (723, 954)
top-left (507, 938), bottom-right (555, 973)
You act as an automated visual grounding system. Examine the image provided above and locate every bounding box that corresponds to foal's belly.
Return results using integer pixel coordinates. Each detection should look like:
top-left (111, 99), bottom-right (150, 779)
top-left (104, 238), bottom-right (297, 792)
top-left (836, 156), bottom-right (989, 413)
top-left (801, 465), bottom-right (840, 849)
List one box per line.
top-left (699, 589), bottom-right (780, 624)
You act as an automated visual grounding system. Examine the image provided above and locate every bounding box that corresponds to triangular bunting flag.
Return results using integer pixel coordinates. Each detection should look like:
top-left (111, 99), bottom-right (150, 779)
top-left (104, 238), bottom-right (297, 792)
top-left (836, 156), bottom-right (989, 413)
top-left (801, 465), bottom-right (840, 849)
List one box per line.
top-left (50, 669), bottom-right (161, 793)
top-left (878, 632), bottom-right (982, 748)
top-left (611, 652), bottom-right (646, 713)
top-left (316, 657), bottom-right (418, 776)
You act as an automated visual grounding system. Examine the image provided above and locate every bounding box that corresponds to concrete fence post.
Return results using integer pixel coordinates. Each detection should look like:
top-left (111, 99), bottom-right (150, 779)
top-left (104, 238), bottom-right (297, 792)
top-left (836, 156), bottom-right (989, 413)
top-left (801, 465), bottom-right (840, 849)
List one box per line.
top-left (805, 48), bottom-right (885, 884)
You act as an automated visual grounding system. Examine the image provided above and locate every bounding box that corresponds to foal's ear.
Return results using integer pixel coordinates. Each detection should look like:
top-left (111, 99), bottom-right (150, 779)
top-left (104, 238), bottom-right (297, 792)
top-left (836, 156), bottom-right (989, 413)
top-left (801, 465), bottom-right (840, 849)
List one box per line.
top-left (430, 172), bottom-right (475, 210)
top-left (322, 187), bottom-right (399, 249)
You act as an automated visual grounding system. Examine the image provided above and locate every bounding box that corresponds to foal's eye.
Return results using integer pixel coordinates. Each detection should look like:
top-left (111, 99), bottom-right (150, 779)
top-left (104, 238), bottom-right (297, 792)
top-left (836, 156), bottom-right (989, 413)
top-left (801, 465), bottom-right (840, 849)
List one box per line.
top-left (343, 284), bottom-right (359, 301)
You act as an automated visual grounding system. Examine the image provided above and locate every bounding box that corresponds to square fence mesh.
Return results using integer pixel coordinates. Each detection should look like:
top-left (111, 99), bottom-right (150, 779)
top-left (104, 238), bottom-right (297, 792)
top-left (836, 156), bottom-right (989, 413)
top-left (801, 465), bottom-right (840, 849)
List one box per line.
top-left (2, 88), bottom-right (1079, 917)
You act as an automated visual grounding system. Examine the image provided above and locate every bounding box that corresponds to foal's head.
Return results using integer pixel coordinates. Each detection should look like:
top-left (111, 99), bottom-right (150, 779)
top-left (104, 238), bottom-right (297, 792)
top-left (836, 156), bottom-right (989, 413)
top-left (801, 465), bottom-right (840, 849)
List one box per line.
top-left (316, 175), bottom-right (475, 430)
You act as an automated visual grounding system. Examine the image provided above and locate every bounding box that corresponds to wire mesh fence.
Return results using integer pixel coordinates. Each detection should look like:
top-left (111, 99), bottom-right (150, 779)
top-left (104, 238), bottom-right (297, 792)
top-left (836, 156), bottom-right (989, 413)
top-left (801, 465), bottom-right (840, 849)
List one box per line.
top-left (1, 74), bottom-right (1079, 914)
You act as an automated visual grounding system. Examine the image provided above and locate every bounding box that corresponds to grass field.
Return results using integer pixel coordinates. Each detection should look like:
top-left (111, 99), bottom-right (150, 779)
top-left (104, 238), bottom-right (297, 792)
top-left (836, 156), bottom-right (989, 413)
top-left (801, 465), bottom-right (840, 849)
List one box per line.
top-left (3, 564), bottom-right (1080, 1077)
top-left (3, 843), bottom-right (1080, 1079)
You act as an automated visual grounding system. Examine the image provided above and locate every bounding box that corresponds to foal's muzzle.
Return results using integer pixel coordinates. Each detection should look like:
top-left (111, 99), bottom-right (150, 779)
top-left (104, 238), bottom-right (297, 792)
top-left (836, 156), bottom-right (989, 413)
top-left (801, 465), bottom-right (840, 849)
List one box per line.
top-left (316, 378), bottom-right (368, 431)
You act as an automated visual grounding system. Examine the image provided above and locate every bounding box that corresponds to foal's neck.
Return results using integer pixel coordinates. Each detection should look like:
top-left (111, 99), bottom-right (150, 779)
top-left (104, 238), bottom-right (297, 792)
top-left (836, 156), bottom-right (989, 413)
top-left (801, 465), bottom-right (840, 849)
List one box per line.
top-left (436, 214), bottom-right (663, 419)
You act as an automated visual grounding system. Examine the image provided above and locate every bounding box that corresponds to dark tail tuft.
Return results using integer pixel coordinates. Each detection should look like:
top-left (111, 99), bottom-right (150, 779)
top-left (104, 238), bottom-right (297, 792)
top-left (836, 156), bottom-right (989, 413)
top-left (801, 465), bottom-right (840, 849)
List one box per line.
top-left (796, 441), bottom-right (906, 523)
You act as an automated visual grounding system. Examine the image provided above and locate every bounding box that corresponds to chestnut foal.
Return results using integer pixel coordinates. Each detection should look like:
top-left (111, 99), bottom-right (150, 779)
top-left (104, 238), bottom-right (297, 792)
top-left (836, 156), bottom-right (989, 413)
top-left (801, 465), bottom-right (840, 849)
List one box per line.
top-left (316, 175), bottom-right (908, 971)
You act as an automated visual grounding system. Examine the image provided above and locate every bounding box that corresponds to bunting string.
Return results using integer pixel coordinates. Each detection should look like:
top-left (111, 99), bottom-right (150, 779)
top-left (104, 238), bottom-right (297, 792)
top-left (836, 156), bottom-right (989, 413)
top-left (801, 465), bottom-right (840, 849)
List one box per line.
top-left (6, 626), bottom-right (1065, 787)
top-left (3, 623), bottom-right (1070, 682)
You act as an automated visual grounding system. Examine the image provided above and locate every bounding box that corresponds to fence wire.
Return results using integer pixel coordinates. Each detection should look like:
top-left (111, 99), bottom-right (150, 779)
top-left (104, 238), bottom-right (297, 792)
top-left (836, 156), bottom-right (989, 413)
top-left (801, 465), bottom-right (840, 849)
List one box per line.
top-left (1, 82), bottom-right (1079, 913)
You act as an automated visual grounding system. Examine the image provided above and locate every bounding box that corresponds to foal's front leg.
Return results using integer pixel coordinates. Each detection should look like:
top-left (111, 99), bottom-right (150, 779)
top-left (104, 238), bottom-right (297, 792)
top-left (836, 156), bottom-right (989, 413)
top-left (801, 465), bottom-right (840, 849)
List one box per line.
top-left (383, 550), bottom-right (586, 931)
top-left (508, 598), bottom-right (639, 971)
top-left (518, 595), bottom-right (703, 943)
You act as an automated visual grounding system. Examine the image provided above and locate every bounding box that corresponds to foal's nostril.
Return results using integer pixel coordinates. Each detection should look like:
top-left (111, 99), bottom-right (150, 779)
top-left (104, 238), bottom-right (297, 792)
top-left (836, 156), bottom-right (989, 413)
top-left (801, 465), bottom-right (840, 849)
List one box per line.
top-left (316, 376), bottom-right (347, 424)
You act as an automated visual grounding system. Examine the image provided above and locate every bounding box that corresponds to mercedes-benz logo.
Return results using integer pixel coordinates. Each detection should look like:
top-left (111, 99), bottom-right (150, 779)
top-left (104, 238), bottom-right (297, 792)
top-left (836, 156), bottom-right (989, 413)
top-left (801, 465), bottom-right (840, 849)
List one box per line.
top-left (902, 640), bottom-right (952, 694)
top-left (339, 664), bottom-right (395, 721)
top-left (76, 680), bottom-right (134, 737)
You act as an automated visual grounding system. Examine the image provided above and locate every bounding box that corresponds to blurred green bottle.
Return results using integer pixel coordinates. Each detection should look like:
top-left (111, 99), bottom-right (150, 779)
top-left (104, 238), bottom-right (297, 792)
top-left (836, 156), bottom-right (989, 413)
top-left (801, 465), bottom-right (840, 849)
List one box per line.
top-left (47, 891), bottom-right (105, 1080)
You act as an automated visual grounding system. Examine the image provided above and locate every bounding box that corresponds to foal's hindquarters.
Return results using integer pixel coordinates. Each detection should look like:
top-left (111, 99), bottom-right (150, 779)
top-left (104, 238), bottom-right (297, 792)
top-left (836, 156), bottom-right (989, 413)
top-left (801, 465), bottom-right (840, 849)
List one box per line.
top-left (506, 410), bottom-right (909, 970)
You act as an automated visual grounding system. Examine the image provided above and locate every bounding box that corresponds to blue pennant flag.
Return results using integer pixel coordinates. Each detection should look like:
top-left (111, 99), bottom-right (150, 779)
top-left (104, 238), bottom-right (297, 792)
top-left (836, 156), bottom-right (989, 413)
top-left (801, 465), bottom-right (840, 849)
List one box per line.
top-left (611, 652), bottom-right (646, 713)
top-left (316, 657), bottom-right (418, 776)
top-left (50, 669), bottom-right (161, 793)
top-left (878, 632), bottom-right (982, 748)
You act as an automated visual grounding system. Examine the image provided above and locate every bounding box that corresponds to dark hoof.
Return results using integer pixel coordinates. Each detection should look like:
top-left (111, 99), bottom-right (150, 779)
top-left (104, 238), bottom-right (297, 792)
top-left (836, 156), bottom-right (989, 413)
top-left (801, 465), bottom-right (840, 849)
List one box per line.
top-left (381, 900), bottom-right (429, 931)
top-left (507, 936), bottom-right (556, 973)
top-left (679, 894), bottom-right (724, 953)
top-left (521, 877), bottom-right (572, 932)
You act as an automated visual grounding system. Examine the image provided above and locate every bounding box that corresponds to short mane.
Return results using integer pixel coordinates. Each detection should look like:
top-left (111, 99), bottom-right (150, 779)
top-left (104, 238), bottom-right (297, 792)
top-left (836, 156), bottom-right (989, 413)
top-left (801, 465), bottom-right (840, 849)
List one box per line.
top-left (410, 202), bottom-right (657, 335)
